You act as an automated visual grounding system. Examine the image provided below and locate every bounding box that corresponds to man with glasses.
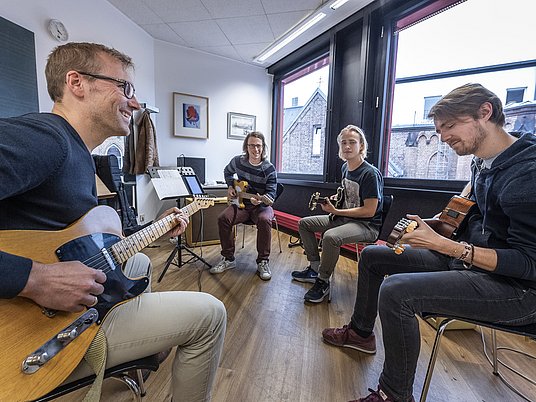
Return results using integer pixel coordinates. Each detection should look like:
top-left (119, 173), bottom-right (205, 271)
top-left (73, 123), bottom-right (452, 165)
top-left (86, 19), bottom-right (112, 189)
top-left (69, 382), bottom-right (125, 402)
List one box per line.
top-left (211, 131), bottom-right (278, 280)
top-left (0, 42), bottom-right (226, 402)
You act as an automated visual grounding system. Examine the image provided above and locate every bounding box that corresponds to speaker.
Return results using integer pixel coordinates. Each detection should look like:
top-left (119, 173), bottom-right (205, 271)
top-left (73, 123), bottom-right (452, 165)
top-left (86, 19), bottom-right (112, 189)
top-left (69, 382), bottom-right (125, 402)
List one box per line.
top-left (185, 197), bottom-right (228, 247)
top-left (178, 156), bottom-right (206, 185)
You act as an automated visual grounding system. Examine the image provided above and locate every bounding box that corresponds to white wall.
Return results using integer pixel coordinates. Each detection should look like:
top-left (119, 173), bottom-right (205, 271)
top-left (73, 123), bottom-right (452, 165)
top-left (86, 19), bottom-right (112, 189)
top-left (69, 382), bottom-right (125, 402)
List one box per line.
top-left (1, 1), bottom-right (274, 223)
top-left (1, 0), bottom-right (155, 113)
top-left (138, 41), bottom-right (272, 220)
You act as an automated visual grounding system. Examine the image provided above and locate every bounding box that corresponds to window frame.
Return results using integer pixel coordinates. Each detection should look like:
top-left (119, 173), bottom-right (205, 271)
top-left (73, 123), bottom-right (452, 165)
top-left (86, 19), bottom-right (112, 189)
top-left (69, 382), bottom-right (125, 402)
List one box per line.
top-left (269, 39), bottom-right (331, 183)
top-left (378, 0), bottom-right (536, 192)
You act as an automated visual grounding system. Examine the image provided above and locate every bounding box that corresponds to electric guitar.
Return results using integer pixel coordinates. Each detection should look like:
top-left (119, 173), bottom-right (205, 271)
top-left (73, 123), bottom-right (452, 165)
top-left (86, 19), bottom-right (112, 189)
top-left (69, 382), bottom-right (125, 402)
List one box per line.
top-left (0, 197), bottom-right (214, 401)
top-left (386, 195), bottom-right (477, 254)
top-left (228, 180), bottom-right (274, 209)
top-left (308, 187), bottom-right (344, 220)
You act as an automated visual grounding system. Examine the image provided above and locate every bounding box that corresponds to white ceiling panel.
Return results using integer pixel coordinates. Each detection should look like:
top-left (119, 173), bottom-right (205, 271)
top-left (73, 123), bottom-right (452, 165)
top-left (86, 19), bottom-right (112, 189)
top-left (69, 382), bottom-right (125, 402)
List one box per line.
top-left (141, 23), bottom-right (187, 45)
top-left (267, 11), bottom-right (310, 39)
top-left (144, 0), bottom-right (212, 22)
top-left (108, 0), bottom-right (162, 24)
top-left (234, 42), bottom-right (272, 63)
top-left (217, 15), bottom-right (274, 45)
top-left (198, 45), bottom-right (243, 60)
top-left (201, 0), bottom-right (265, 18)
top-left (106, 0), bottom-right (376, 67)
top-left (260, 0), bottom-right (323, 14)
top-left (168, 20), bottom-right (230, 47)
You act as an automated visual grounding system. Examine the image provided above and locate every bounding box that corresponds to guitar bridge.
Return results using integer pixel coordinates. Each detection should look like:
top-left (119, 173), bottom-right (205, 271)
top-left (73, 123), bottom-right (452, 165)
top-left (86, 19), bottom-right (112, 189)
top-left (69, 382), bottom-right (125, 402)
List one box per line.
top-left (21, 308), bottom-right (98, 374)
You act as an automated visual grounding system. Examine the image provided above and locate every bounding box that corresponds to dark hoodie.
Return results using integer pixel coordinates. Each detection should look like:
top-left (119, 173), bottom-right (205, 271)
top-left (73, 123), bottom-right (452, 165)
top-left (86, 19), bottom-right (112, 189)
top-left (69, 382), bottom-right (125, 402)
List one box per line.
top-left (462, 133), bottom-right (536, 287)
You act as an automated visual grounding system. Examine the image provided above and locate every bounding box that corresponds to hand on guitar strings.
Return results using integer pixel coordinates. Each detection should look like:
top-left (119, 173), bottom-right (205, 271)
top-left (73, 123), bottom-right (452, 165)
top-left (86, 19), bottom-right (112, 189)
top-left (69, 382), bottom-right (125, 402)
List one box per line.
top-left (401, 215), bottom-right (451, 252)
top-left (250, 194), bottom-right (263, 206)
top-left (227, 186), bottom-right (237, 199)
top-left (320, 198), bottom-right (336, 214)
top-left (19, 261), bottom-right (106, 313)
top-left (159, 207), bottom-right (189, 237)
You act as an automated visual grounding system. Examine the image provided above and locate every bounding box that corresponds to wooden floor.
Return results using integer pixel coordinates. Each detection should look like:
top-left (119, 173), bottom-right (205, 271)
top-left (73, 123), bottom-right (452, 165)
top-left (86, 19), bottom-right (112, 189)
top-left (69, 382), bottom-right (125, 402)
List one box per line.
top-left (59, 228), bottom-right (535, 402)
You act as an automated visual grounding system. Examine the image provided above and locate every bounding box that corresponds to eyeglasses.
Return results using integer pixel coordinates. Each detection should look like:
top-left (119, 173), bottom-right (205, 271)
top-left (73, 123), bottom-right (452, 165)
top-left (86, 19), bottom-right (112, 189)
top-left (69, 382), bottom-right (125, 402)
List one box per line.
top-left (247, 144), bottom-right (263, 149)
top-left (78, 72), bottom-right (135, 99)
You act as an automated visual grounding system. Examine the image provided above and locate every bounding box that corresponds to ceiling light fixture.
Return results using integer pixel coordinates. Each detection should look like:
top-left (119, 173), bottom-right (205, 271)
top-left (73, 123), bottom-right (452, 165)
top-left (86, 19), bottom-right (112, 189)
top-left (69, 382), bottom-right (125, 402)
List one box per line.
top-left (330, 0), bottom-right (350, 10)
top-left (254, 12), bottom-right (327, 63)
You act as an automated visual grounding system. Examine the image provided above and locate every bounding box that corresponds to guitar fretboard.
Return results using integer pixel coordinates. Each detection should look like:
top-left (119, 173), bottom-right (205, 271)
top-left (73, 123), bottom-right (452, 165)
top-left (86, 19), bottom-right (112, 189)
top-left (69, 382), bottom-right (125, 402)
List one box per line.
top-left (110, 200), bottom-right (205, 263)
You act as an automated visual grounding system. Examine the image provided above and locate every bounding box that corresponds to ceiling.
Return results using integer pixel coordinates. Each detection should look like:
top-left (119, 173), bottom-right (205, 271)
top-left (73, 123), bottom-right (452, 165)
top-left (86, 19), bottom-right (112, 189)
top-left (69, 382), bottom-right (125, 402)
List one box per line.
top-left (106, 0), bottom-right (375, 67)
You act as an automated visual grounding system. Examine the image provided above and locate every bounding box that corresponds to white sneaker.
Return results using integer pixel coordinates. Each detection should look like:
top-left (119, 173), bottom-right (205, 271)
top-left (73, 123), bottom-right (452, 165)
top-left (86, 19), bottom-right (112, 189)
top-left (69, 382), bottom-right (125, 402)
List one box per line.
top-left (210, 258), bottom-right (236, 274)
top-left (257, 260), bottom-right (272, 281)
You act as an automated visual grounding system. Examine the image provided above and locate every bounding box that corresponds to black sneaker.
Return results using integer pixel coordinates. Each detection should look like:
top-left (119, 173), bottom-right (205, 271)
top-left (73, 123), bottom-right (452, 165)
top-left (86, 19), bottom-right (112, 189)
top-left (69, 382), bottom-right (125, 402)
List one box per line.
top-left (304, 278), bottom-right (330, 303)
top-left (291, 266), bottom-right (318, 283)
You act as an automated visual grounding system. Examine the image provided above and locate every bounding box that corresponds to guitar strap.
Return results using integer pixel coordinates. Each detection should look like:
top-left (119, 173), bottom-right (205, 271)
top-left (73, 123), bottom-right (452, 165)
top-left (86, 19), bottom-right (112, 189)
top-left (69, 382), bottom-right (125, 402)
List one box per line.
top-left (82, 328), bottom-right (108, 402)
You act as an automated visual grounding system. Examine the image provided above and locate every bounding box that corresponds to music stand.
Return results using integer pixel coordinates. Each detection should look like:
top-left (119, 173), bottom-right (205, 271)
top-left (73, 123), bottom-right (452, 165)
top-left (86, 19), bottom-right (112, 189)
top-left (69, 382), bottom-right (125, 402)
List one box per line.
top-left (148, 167), bottom-right (212, 283)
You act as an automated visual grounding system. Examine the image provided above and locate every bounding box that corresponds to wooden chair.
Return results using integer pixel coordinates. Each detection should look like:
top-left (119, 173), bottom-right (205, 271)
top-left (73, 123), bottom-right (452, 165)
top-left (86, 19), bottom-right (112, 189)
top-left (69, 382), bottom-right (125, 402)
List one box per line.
top-left (240, 183), bottom-right (285, 253)
top-left (35, 354), bottom-right (160, 402)
top-left (420, 313), bottom-right (536, 402)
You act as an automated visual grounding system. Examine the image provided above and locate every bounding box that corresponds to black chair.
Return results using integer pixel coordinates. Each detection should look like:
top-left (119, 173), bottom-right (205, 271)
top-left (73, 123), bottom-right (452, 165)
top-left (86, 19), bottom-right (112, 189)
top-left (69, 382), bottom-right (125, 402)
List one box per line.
top-left (355, 194), bottom-right (394, 261)
top-left (328, 194), bottom-right (394, 302)
top-left (420, 313), bottom-right (536, 402)
top-left (240, 183), bottom-right (285, 253)
top-left (35, 354), bottom-right (160, 402)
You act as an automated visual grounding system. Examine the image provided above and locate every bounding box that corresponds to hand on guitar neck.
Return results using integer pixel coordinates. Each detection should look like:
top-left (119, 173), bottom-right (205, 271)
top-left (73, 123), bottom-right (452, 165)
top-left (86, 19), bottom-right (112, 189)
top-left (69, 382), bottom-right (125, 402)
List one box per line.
top-left (309, 187), bottom-right (344, 219)
top-left (386, 195), bottom-right (476, 254)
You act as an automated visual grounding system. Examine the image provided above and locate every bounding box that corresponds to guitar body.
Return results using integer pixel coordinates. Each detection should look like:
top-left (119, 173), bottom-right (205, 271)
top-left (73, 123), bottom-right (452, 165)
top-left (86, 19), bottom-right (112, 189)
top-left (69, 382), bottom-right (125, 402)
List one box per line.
top-left (0, 206), bottom-right (148, 401)
top-left (229, 179), bottom-right (274, 209)
top-left (386, 195), bottom-right (477, 254)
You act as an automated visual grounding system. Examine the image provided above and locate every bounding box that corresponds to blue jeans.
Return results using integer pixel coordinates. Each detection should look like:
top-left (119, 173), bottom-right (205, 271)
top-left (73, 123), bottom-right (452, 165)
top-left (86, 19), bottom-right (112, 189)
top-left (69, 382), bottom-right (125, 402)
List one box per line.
top-left (351, 245), bottom-right (536, 402)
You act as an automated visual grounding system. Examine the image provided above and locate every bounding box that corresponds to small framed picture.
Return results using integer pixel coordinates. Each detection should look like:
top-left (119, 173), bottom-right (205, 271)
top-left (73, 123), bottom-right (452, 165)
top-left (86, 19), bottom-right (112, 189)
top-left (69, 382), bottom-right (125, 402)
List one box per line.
top-left (173, 92), bottom-right (209, 139)
top-left (227, 112), bottom-right (256, 140)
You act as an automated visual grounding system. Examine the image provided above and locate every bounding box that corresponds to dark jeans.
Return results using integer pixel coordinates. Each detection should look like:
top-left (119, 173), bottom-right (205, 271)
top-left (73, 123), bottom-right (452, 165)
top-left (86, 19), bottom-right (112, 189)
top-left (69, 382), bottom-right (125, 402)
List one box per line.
top-left (217, 204), bottom-right (274, 262)
top-left (351, 245), bottom-right (536, 402)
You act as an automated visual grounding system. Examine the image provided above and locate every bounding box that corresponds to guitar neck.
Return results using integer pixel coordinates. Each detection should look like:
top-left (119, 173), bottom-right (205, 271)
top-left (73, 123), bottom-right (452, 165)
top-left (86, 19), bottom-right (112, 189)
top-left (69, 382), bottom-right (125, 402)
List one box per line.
top-left (111, 201), bottom-right (202, 264)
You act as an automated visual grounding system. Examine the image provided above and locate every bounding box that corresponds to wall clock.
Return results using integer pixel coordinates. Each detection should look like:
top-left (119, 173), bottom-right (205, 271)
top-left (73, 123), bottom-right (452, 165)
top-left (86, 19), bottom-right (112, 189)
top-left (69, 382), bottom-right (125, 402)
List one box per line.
top-left (48, 19), bottom-right (68, 42)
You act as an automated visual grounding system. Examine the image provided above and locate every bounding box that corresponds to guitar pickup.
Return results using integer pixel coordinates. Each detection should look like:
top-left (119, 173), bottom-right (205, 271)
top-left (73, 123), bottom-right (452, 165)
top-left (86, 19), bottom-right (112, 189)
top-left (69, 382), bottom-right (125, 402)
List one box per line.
top-left (21, 308), bottom-right (98, 374)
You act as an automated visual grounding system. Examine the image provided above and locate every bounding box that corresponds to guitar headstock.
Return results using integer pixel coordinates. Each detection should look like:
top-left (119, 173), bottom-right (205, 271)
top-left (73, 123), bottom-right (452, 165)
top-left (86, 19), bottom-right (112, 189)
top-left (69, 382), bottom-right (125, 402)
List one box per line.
top-left (193, 196), bottom-right (215, 209)
top-left (386, 218), bottom-right (417, 254)
top-left (309, 192), bottom-right (320, 211)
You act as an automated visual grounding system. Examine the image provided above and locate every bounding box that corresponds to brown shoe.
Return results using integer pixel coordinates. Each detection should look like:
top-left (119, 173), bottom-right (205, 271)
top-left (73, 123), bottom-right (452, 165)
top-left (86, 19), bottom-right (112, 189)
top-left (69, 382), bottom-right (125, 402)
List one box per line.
top-left (349, 386), bottom-right (415, 402)
top-left (322, 324), bottom-right (376, 354)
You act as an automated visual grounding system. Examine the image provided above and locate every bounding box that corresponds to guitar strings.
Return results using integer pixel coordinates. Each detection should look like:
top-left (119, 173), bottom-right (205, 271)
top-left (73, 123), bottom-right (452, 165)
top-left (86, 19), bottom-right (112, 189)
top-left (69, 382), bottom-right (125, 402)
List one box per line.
top-left (73, 199), bottom-right (212, 274)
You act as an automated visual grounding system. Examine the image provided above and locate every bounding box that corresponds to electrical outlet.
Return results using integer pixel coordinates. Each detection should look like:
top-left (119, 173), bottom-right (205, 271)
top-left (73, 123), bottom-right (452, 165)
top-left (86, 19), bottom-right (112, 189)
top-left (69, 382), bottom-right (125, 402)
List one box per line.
top-left (138, 214), bottom-right (145, 224)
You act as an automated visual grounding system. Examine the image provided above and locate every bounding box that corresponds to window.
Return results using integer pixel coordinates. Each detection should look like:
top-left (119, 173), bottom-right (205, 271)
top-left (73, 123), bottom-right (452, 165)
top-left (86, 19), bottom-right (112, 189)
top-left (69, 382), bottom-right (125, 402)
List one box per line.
top-left (276, 56), bottom-right (330, 175)
top-left (423, 96), bottom-right (441, 120)
top-left (506, 87), bottom-right (526, 105)
top-left (312, 125), bottom-right (322, 156)
top-left (384, 0), bottom-right (536, 182)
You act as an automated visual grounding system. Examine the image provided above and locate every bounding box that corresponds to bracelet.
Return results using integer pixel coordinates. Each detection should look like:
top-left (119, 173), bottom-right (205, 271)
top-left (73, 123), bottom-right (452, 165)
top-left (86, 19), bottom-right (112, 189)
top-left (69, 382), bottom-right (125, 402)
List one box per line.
top-left (457, 241), bottom-right (471, 261)
top-left (463, 243), bottom-right (475, 269)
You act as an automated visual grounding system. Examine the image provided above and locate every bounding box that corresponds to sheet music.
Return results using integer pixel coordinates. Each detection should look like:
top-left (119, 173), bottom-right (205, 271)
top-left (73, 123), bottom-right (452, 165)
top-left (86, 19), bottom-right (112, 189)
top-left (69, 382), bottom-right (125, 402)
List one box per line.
top-left (157, 169), bottom-right (182, 179)
top-left (151, 177), bottom-right (190, 199)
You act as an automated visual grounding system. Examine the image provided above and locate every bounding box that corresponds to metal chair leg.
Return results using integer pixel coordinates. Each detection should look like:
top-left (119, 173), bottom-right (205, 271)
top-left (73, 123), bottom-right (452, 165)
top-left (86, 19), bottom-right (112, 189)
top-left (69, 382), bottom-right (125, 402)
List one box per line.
top-left (274, 217), bottom-right (282, 253)
top-left (111, 374), bottom-right (143, 402)
top-left (420, 318), bottom-right (456, 402)
top-left (482, 328), bottom-right (536, 401)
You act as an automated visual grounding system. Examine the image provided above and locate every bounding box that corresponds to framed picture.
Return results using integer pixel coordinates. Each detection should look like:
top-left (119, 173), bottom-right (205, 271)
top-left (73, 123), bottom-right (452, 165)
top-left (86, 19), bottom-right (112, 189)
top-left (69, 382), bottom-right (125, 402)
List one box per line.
top-left (227, 112), bottom-right (256, 140)
top-left (173, 92), bottom-right (209, 139)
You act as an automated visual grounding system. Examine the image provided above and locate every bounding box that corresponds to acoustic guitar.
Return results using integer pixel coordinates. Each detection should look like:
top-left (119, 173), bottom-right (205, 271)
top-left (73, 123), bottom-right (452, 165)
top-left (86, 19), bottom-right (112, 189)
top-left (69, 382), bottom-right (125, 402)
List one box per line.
top-left (308, 187), bottom-right (344, 220)
top-left (228, 180), bottom-right (274, 209)
top-left (386, 195), bottom-right (477, 254)
top-left (0, 197), bottom-right (214, 401)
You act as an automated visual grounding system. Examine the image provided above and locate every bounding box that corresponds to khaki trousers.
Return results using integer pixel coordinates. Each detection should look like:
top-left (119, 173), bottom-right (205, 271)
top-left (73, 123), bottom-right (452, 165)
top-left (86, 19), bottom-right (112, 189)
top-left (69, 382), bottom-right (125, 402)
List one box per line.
top-left (66, 253), bottom-right (227, 402)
